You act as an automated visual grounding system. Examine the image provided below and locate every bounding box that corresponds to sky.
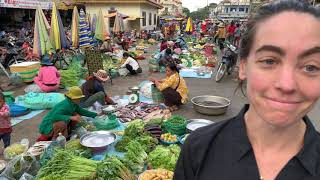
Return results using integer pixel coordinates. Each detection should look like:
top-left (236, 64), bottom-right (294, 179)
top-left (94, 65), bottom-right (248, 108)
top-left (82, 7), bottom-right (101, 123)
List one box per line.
top-left (182, 0), bottom-right (221, 12)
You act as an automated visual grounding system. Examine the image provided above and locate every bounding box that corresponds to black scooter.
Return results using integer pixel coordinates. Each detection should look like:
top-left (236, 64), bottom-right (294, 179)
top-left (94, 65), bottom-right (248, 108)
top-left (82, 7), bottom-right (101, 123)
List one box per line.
top-left (215, 43), bottom-right (238, 82)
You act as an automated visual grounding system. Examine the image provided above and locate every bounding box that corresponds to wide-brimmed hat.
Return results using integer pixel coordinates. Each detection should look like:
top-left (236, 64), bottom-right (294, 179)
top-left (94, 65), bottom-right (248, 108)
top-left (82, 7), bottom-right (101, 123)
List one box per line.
top-left (65, 86), bottom-right (85, 100)
top-left (41, 55), bottom-right (53, 65)
top-left (93, 70), bottom-right (109, 82)
top-left (105, 36), bottom-right (111, 40)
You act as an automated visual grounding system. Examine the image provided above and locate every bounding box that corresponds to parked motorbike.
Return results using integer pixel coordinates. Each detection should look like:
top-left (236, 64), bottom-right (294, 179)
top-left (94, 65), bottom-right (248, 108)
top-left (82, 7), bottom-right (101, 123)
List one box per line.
top-left (215, 43), bottom-right (238, 82)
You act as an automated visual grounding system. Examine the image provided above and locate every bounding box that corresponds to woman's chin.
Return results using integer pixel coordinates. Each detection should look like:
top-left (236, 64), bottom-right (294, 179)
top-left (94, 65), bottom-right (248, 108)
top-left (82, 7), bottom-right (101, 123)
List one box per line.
top-left (260, 112), bottom-right (300, 128)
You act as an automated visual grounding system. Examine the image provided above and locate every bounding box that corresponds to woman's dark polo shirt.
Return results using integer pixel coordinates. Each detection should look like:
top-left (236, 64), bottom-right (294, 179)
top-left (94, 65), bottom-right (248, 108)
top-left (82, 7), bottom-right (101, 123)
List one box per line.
top-left (174, 105), bottom-right (320, 180)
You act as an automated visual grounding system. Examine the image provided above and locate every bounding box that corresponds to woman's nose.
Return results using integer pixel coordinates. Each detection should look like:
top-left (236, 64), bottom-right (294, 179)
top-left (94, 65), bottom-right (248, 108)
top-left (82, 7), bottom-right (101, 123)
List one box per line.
top-left (274, 67), bottom-right (298, 94)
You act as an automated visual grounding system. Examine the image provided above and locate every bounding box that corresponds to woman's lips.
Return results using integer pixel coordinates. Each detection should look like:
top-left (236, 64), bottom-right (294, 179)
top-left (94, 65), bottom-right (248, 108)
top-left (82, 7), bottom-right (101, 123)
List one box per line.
top-left (266, 97), bottom-right (301, 110)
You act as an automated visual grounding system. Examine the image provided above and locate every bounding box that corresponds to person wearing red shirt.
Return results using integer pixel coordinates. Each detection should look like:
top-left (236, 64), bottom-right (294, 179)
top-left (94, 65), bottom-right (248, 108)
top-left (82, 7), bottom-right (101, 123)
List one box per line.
top-left (227, 21), bottom-right (236, 44)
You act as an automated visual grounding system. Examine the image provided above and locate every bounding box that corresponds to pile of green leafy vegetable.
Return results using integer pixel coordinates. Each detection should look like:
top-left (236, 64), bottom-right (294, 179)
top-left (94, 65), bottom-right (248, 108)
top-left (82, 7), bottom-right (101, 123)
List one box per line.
top-left (115, 119), bottom-right (158, 153)
top-left (147, 145), bottom-right (181, 171)
top-left (96, 156), bottom-right (135, 180)
top-left (123, 140), bottom-right (148, 174)
top-left (65, 139), bottom-right (92, 159)
top-left (37, 149), bottom-right (98, 180)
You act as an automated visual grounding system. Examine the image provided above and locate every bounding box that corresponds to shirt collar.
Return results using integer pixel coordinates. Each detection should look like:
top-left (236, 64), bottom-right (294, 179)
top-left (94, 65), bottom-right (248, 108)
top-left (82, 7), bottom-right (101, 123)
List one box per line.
top-left (296, 116), bottom-right (320, 176)
top-left (231, 104), bottom-right (320, 176)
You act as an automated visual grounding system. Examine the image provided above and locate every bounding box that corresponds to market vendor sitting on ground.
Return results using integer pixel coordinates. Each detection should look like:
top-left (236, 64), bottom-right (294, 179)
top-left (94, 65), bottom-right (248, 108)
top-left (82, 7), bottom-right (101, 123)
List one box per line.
top-left (38, 87), bottom-right (100, 140)
top-left (150, 63), bottom-right (188, 112)
top-left (34, 55), bottom-right (60, 92)
top-left (120, 52), bottom-right (142, 75)
top-left (157, 48), bottom-right (174, 67)
top-left (100, 36), bottom-right (113, 53)
top-left (81, 69), bottom-right (115, 108)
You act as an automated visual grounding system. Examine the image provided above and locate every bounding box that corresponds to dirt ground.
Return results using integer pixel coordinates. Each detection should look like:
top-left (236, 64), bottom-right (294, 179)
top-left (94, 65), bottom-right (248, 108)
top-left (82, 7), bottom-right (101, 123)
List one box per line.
top-left (0, 44), bottom-right (319, 152)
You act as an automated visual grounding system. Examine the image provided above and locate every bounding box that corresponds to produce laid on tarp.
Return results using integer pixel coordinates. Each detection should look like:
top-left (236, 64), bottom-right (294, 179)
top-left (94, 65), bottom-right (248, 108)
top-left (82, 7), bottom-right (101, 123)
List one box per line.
top-left (1, 99), bottom-right (195, 180)
top-left (18, 92), bottom-right (65, 110)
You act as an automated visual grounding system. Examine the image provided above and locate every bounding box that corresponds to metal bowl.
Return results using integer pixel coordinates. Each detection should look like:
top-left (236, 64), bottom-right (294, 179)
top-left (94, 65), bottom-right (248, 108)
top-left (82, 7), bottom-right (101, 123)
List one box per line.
top-left (186, 119), bottom-right (214, 132)
top-left (191, 96), bottom-right (231, 115)
top-left (80, 131), bottom-right (116, 153)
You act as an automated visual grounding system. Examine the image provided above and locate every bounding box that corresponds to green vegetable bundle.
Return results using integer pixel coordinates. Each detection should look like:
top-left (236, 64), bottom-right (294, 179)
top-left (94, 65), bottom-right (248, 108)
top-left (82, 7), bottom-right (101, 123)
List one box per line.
top-left (163, 115), bottom-right (187, 135)
top-left (123, 141), bottom-right (148, 174)
top-left (59, 69), bottom-right (79, 87)
top-left (147, 145), bottom-right (181, 171)
top-left (65, 139), bottom-right (92, 159)
top-left (96, 156), bottom-right (135, 180)
top-left (37, 149), bottom-right (98, 180)
top-left (115, 120), bottom-right (158, 153)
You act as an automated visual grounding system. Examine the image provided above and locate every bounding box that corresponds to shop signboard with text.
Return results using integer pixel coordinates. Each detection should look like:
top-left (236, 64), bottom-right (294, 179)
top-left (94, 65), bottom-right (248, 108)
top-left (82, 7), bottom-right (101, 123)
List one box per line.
top-left (0, 0), bottom-right (53, 9)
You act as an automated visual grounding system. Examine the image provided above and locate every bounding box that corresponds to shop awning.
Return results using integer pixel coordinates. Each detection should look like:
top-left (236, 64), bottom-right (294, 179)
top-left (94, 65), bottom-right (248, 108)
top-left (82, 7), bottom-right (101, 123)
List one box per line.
top-left (126, 16), bottom-right (144, 21)
top-left (105, 12), bottom-right (129, 19)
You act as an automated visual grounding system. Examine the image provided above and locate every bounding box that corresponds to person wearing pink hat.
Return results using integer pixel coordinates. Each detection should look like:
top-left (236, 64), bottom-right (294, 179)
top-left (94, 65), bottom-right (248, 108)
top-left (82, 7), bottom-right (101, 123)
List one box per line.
top-left (80, 70), bottom-right (115, 108)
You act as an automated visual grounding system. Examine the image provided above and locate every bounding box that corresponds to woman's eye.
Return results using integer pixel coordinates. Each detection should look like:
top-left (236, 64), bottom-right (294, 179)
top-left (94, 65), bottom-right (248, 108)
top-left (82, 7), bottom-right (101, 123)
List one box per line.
top-left (258, 59), bottom-right (277, 66)
top-left (303, 65), bottom-right (320, 73)
top-left (263, 59), bottom-right (276, 65)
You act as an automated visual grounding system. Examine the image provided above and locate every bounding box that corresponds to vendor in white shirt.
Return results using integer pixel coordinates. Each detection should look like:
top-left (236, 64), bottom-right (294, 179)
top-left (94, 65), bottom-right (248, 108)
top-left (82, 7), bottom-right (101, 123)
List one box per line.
top-left (120, 52), bottom-right (142, 75)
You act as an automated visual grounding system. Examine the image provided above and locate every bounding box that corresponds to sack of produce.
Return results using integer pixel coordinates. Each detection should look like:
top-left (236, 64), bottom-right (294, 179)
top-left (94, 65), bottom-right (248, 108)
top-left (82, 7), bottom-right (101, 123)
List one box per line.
top-left (93, 115), bottom-right (119, 130)
top-left (4, 142), bottom-right (28, 160)
top-left (1, 154), bottom-right (40, 180)
top-left (163, 115), bottom-right (187, 136)
top-left (139, 81), bottom-right (153, 99)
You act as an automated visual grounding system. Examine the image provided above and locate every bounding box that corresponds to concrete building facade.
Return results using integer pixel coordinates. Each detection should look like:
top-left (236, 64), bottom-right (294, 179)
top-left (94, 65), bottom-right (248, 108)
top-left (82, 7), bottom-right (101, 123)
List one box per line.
top-left (76, 0), bottom-right (162, 31)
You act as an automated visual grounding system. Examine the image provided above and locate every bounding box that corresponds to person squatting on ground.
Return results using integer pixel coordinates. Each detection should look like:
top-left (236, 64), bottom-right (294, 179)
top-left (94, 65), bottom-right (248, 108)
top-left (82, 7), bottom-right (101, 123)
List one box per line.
top-left (38, 87), bottom-right (99, 140)
top-left (121, 52), bottom-right (142, 75)
top-left (81, 69), bottom-right (115, 108)
top-left (34, 55), bottom-right (60, 92)
top-left (151, 63), bottom-right (188, 112)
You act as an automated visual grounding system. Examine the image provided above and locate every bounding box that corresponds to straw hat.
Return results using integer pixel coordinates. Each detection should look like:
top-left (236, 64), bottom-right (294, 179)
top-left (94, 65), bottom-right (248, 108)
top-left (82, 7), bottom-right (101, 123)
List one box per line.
top-left (41, 55), bottom-right (53, 66)
top-left (93, 70), bottom-right (109, 82)
top-left (65, 87), bottom-right (85, 100)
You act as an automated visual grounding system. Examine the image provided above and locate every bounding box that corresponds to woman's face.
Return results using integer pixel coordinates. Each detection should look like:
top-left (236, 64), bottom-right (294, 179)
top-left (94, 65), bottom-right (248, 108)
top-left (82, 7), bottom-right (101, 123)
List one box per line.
top-left (239, 12), bottom-right (320, 127)
top-left (166, 67), bottom-right (174, 77)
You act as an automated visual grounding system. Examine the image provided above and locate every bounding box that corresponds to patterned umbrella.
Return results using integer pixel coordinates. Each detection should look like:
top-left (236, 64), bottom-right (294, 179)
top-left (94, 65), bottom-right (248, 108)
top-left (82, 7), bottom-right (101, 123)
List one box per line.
top-left (94, 9), bottom-right (106, 41)
top-left (79, 9), bottom-right (92, 49)
top-left (71, 6), bottom-right (79, 48)
top-left (33, 7), bottom-right (54, 57)
top-left (50, 2), bottom-right (68, 50)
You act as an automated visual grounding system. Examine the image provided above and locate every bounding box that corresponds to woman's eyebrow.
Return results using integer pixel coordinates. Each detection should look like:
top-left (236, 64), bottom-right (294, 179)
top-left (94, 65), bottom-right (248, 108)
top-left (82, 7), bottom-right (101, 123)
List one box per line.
top-left (255, 45), bottom-right (285, 56)
top-left (298, 47), bottom-right (320, 59)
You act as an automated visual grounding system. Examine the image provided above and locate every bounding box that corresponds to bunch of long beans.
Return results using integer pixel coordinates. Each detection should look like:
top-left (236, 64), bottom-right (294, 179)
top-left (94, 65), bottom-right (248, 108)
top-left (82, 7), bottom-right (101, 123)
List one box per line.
top-left (37, 149), bottom-right (97, 180)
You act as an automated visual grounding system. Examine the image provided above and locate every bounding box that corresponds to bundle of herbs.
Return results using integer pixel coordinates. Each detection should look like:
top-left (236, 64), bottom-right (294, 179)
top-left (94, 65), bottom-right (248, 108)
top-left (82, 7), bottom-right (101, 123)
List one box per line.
top-left (96, 156), bottom-right (135, 180)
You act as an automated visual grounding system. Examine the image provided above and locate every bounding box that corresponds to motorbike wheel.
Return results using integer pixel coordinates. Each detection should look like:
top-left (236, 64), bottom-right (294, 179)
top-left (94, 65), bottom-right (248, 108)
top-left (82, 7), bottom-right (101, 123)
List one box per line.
top-left (215, 62), bottom-right (227, 82)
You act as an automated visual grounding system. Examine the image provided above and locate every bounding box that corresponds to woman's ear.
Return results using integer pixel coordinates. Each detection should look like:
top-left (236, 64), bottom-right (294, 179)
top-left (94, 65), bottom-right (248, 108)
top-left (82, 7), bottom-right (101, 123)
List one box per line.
top-left (239, 59), bottom-right (247, 80)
